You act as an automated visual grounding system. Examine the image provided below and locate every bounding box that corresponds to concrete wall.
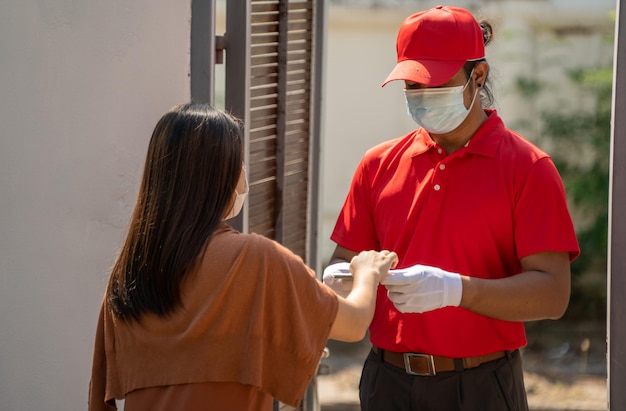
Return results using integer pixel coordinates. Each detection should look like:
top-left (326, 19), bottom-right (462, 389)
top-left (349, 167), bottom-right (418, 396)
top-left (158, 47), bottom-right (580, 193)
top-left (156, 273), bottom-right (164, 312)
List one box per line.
top-left (320, 0), bottom-right (615, 263)
top-left (0, 1), bottom-right (190, 410)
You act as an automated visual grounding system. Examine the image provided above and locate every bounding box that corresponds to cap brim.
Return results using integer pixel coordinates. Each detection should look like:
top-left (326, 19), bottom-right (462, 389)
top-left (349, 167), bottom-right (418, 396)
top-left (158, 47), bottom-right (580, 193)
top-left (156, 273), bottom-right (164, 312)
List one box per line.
top-left (382, 59), bottom-right (466, 87)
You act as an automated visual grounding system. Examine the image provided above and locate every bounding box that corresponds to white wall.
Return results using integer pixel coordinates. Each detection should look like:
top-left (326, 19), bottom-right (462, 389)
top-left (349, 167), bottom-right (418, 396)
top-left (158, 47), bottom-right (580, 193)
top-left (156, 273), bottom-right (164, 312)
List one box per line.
top-left (320, 7), bottom-right (414, 262)
top-left (0, 1), bottom-right (190, 410)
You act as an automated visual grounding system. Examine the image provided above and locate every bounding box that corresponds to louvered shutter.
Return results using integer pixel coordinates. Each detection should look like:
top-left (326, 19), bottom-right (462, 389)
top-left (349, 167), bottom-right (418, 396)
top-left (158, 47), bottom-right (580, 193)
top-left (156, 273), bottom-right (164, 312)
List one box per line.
top-left (189, 3), bottom-right (325, 409)
top-left (225, 0), bottom-right (323, 270)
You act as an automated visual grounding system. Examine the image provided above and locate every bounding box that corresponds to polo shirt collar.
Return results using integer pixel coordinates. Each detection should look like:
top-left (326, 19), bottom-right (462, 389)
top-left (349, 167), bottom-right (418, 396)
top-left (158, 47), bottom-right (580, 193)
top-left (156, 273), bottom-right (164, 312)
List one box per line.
top-left (410, 109), bottom-right (504, 158)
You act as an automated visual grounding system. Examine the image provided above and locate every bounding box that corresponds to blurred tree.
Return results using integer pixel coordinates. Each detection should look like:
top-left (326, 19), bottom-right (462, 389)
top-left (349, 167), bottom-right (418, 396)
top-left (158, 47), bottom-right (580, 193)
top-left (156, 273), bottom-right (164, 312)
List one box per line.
top-left (537, 66), bottom-right (611, 321)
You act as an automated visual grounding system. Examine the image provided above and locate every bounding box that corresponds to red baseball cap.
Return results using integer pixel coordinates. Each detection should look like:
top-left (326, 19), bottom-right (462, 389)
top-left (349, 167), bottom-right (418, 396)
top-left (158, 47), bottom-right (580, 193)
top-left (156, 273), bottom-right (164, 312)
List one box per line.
top-left (382, 5), bottom-right (485, 87)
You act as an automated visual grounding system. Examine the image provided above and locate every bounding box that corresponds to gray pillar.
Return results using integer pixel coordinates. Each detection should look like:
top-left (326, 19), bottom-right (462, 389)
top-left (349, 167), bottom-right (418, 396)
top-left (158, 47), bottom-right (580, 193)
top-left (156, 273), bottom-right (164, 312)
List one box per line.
top-left (608, 0), bottom-right (626, 408)
top-left (224, 0), bottom-right (251, 234)
top-left (191, 0), bottom-right (217, 104)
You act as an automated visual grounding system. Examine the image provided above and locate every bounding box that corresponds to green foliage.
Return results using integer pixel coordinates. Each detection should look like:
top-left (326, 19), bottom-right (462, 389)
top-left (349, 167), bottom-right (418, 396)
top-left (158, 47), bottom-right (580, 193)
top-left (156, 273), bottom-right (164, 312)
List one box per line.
top-left (514, 77), bottom-right (543, 98)
top-left (537, 67), bottom-right (612, 320)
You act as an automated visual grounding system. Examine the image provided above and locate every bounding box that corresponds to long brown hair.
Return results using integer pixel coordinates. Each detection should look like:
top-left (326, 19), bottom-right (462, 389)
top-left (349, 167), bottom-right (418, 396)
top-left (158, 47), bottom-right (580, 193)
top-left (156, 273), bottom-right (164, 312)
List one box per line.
top-left (107, 103), bottom-right (243, 320)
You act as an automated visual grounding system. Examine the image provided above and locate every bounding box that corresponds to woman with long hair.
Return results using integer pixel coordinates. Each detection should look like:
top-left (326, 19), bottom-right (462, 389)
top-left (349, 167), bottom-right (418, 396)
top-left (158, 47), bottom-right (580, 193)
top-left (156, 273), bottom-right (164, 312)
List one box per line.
top-left (89, 103), bottom-right (397, 411)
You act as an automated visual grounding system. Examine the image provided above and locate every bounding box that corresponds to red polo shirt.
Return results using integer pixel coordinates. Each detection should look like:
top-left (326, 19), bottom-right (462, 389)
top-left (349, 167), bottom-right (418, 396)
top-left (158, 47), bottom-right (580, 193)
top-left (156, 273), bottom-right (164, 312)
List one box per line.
top-left (331, 110), bottom-right (580, 357)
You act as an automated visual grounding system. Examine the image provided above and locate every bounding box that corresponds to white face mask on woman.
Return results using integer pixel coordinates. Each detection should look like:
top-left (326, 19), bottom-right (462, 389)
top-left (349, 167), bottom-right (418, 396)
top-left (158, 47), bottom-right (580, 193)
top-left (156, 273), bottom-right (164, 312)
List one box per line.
top-left (404, 72), bottom-right (478, 134)
top-left (224, 167), bottom-right (248, 220)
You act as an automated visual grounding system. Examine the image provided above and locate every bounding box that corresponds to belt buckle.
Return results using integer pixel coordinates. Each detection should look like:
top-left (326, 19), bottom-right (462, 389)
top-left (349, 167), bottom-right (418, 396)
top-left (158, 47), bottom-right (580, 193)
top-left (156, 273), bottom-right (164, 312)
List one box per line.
top-left (403, 353), bottom-right (436, 376)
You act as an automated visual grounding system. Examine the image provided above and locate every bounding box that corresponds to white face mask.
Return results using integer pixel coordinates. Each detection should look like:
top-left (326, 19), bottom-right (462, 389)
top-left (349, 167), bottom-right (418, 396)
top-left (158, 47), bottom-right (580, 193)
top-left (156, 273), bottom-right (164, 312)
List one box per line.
top-left (224, 168), bottom-right (248, 220)
top-left (404, 73), bottom-right (478, 134)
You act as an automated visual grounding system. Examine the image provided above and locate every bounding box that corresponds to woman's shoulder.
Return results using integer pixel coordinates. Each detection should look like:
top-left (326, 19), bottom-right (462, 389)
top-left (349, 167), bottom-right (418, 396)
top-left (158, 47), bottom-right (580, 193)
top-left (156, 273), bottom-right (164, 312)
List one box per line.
top-left (212, 224), bottom-right (303, 264)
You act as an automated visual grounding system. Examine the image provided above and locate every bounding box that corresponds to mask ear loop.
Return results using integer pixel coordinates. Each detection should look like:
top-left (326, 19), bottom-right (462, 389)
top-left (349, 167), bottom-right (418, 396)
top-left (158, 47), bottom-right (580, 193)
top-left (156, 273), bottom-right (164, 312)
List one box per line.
top-left (462, 69), bottom-right (475, 92)
top-left (465, 68), bottom-right (486, 110)
top-left (239, 165), bottom-right (249, 196)
top-left (464, 76), bottom-right (481, 112)
top-left (463, 68), bottom-right (485, 90)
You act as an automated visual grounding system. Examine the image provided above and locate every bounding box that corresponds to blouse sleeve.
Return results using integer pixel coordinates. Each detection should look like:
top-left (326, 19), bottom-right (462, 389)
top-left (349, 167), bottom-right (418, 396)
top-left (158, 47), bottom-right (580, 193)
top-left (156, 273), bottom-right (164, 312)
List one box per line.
top-left (249, 235), bottom-right (339, 406)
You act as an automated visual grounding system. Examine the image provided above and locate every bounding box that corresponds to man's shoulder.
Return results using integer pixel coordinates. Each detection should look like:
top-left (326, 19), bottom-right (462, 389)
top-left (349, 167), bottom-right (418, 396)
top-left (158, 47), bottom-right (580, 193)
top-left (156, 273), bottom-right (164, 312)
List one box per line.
top-left (363, 130), bottom-right (420, 160)
top-left (499, 128), bottom-right (551, 164)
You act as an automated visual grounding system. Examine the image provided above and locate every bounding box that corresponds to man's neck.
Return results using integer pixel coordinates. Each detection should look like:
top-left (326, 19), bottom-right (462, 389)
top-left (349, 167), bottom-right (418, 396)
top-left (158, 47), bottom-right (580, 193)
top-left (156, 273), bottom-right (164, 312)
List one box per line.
top-left (430, 109), bottom-right (488, 154)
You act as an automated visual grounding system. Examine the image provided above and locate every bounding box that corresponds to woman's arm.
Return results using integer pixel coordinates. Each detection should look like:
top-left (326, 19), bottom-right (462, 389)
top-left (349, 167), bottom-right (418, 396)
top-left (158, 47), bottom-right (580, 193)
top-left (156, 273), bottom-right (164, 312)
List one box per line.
top-left (328, 248), bottom-right (397, 342)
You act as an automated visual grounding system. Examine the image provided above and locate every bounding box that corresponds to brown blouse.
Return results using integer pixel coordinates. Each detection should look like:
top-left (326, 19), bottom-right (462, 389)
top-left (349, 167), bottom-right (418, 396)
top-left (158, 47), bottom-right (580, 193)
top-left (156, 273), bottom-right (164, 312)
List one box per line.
top-left (89, 223), bottom-right (339, 410)
top-left (124, 382), bottom-right (272, 411)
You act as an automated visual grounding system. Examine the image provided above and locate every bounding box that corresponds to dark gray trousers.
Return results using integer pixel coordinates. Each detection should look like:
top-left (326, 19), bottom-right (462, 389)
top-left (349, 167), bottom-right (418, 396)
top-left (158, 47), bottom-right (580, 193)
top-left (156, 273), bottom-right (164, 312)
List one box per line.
top-left (359, 348), bottom-right (529, 411)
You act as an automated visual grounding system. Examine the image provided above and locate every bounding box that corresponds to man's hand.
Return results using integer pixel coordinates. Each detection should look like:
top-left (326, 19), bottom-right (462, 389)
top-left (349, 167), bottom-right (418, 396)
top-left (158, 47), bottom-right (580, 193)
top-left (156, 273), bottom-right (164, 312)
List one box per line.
top-left (323, 262), bottom-right (353, 298)
top-left (382, 264), bottom-right (463, 313)
top-left (323, 251), bottom-right (398, 299)
top-left (323, 262), bottom-right (351, 285)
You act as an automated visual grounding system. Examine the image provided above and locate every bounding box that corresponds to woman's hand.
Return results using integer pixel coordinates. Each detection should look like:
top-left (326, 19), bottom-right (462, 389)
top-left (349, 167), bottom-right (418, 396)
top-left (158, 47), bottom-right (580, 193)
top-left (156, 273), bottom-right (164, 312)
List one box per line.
top-left (350, 250), bottom-right (398, 284)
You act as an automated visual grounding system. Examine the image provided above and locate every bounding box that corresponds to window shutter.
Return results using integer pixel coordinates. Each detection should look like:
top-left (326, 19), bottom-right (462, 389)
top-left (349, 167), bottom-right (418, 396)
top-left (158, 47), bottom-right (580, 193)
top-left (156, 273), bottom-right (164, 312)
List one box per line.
top-left (225, 0), bottom-right (323, 268)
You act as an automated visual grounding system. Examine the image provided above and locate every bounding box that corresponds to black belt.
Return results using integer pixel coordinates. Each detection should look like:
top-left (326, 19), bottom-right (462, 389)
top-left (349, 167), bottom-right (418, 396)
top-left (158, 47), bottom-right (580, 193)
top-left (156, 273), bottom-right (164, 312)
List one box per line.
top-left (373, 346), bottom-right (508, 376)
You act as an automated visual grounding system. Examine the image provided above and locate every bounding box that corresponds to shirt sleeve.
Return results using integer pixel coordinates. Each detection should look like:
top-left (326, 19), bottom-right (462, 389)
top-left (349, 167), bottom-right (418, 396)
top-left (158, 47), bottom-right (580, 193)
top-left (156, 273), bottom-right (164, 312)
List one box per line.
top-left (330, 157), bottom-right (380, 252)
top-left (514, 157), bottom-right (580, 261)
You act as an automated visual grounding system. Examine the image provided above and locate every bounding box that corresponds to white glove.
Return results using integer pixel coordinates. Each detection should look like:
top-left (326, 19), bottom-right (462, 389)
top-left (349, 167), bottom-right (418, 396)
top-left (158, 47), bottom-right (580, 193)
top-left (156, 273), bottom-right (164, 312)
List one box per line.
top-left (381, 264), bottom-right (463, 313)
top-left (322, 262), bottom-right (351, 285)
top-left (322, 262), bottom-right (353, 298)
